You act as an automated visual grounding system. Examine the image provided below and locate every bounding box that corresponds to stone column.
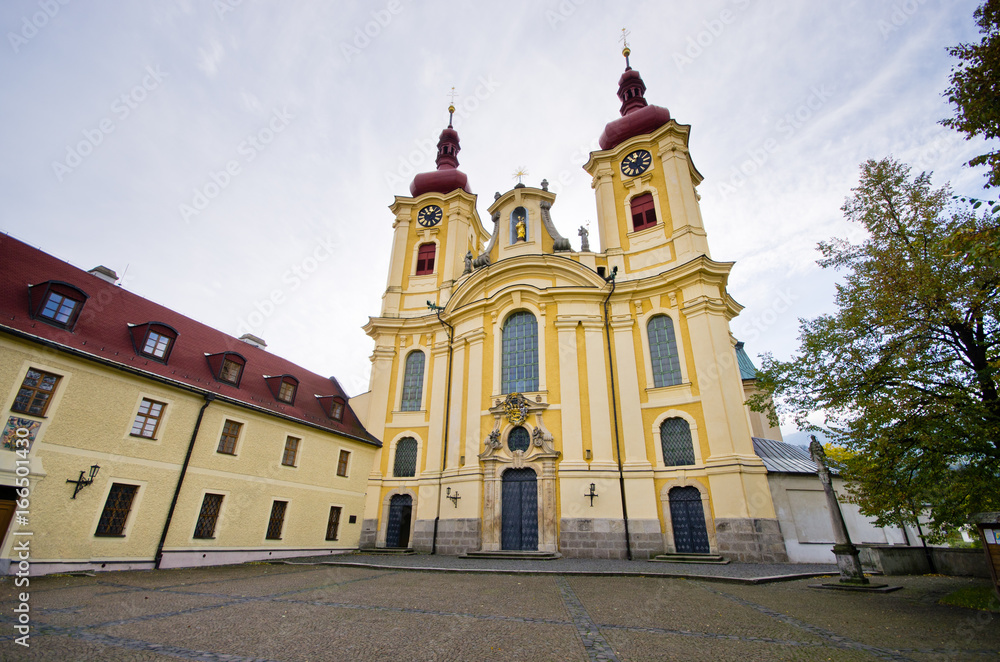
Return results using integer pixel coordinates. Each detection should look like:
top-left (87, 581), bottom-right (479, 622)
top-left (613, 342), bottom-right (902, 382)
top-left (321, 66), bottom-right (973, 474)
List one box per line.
top-left (810, 437), bottom-right (868, 585)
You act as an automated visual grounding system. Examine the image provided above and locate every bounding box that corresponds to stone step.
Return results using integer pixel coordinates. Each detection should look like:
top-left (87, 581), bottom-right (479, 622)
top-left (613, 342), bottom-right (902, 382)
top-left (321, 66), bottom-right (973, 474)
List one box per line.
top-left (362, 548), bottom-right (416, 555)
top-left (462, 550), bottom-right (562, 560)
top-left (649, 553), bottom-right (730, 564)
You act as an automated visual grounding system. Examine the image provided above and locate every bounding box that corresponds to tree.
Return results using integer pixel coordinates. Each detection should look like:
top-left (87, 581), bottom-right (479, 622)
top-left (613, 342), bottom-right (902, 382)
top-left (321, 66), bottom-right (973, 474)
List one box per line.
top-left (942, 0), bottom-right (1000, 187)
top-left (749, 158), bottom-right (1000, 540)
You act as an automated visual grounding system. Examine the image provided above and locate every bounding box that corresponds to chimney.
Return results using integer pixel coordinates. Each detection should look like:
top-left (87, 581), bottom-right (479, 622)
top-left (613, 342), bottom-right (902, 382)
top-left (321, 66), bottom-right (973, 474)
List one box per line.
top-left (239, 333), bottom-right (267, 349)
top-left (88, 265), bottom-right (118, 284)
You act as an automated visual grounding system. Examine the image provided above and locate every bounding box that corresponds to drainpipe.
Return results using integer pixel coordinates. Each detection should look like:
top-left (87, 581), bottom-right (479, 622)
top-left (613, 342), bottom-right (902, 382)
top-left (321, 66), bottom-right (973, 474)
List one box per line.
top-left (427, 301), bottom-right (454, 555)
top-left (601, 267), bottom-right (632, 560)
top-left (155, 393), bottom-right (214, 569)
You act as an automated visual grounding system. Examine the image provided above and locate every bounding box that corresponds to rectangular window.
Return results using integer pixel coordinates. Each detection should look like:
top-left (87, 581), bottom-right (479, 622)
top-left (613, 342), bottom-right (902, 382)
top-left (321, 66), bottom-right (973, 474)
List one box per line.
top-left (326, 506), bottom-right (342, 541)
top-left (415, 243), bottom-right (436, 275)
top-left (278, 380), bottom-right (296, 403)
top-left (266, 500), bottom-right (287, 540)
top-left (217, 420), bottom-right (242, 455)
top-left (142, 331), bottom-right (172, 358)
top-left (337, 449), bottom-right (350, 477)
top-left (220, 358), bottom-right (242, 384)
top-left (631, 193), bottom-right (657, 232)
top-left (331, 399), bottom-right (344, 421)
top-left (12, 369), bottom-right (61, 417)
top-left (130, 398), bottom-right (165, 438)
top-left (40, 292), bottom-right (80, 325)
top-left (281, 436), bottom-right (300, 467)
top-left (95, 483), bottom-right (139, 536)
top-left (194, 493), bottom-right (224, 539)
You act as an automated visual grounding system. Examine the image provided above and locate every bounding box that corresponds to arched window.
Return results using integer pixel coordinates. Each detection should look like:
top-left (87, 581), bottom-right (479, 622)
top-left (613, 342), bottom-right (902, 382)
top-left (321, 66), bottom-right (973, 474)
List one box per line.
top-left (648, 315), bottom-right (682, 387)
top-left (400, 351), bottom-right (425, 411)
top-left (508, 426), bottom-right (530, 452)
top-left (502, 311), bottom-right (538, 393)
top-left (630, 193), bottom-right (657, 231)
top-left (393, 437), bottom-right (418, 477)
top-left (416, 243), bottom-right (436, 275)
top-left (660, 418), bottom-right (696, 466)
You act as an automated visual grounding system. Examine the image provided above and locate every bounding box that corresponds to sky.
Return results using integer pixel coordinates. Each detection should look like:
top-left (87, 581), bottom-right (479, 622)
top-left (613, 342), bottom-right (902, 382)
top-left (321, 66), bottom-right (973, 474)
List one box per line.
top-left (1, 0), bottom-right (993, 435)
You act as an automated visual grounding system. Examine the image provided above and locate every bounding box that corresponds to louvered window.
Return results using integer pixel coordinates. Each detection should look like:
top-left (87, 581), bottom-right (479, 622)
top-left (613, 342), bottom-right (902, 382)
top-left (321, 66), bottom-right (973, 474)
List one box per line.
top-left (631, 193), bottom-right (657, 231)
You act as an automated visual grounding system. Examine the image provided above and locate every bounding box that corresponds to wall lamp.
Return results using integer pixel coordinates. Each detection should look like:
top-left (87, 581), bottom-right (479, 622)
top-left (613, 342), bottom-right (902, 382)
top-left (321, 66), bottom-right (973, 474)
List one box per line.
top-left (585, 482), bottom-right (598, 507)
top-left (67, 464), bottom-right (100, 499)
top-left (446, 487), bottom-right (461, 507)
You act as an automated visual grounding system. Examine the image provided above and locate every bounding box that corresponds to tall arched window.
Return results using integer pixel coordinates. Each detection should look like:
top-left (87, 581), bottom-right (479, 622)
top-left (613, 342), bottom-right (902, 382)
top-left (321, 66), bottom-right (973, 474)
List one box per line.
top-left (660, 418), bottom-right (696, 466)
top-left (648, 315), bottom-right (682, 387)
top-left (416, 243), bottom-right (436, 275)
top-left (400, 351), bottom-right (425, 411)
top-left (502, 311), bottom-right (538, 393)
top-left (631, 193), bottom-right (657, 231)
top-left (393, 437), bottom-right (418, 477)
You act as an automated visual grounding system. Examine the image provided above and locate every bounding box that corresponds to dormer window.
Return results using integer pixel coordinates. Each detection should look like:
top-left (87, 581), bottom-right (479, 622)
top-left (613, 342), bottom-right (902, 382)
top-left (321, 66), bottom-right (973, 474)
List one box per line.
top-left (28, 281), bottom-right (89, 331)
top-left (206, 352), bottom-right (247, 387)
top-left (317, 395), bottom-right (346, 421)
top-left (265, 375), bottom-right (299, 405)
top-left (129, 322), bottom-right (179, 363)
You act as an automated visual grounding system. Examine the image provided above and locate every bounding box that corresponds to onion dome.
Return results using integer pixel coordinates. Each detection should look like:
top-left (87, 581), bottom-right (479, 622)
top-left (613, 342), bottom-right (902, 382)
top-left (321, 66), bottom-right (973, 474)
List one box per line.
top-left (410, 104), bottom-right (472, 197)
top-left (598, 46), bottom-right (671, 151)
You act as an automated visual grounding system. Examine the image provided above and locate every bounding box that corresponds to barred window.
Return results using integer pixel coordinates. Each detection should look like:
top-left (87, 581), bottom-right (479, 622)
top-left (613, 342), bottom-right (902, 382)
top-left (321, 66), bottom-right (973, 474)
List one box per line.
top-left (501, 311), bottom-right (538, 393)
top-left (508, 426), bottom-right (530, 452)
top-left (131, 398), bottom-right (165, 438)
top-left (400, 351), bottom-right (425, 411)
top-left (217, 420), bottom-right (242, 455)
top-left (326, 506), bottom-right (342, 541)
top-left (12, 369), bottom-right (61, 416)
top-left (266, 500), bottom-right (287, 540)
top-left (194, 493), bottom-right (224, 539)
top-left (95, 483), bottom-right (138, 536)
top-left (648, 315), bottom-right (682, 387)
top-left (660, 418), bottom-right (696, 466)
top-left (393, 437), bottom-right (418, 477)
top-left (281, 436), bottom-right (300, 467)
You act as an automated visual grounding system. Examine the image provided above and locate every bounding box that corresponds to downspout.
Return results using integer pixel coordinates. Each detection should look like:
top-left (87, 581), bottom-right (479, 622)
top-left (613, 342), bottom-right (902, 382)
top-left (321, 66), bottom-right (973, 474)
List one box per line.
top-left (155, 393), bottom-right (214, 569)
top-left (428, 301), bottom-right (454, 555)
top-left (601, 267), bottom-right (632, 560)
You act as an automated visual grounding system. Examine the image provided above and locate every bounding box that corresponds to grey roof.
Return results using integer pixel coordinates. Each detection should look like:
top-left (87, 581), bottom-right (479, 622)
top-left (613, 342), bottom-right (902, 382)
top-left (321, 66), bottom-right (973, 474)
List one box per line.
top-left (734, 341), bottom-right (758, 380)
top-left (752, 437), bottom-right (820, 474)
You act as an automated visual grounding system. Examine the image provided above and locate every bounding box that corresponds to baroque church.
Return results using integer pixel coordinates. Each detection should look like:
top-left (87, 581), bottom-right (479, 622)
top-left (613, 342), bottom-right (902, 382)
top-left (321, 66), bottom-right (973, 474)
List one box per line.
top-left (350, 45), bottom-right (791, 562)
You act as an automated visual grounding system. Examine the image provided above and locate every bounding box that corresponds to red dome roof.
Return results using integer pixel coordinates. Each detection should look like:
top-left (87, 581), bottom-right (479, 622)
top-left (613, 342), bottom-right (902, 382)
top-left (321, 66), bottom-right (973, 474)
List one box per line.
top-left (409, 121), bottom-right (472, 197)
top-left (597, 65), bottom-right (671, 151)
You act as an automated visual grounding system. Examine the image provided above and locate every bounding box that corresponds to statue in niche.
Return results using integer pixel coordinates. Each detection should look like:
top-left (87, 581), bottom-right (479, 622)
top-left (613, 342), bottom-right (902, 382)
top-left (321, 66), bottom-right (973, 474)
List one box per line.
top-left (515, 213), bottom-right (526, 242)
top-left (578, 226), bottom-right (590, 252)
top-left (463, 251), bottom-right (473, 275)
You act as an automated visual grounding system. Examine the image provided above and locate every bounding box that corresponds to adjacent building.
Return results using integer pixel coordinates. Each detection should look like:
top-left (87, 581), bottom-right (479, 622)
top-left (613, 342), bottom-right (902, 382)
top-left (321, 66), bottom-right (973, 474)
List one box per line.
top-left (0, 234), bottom-right (380, 575)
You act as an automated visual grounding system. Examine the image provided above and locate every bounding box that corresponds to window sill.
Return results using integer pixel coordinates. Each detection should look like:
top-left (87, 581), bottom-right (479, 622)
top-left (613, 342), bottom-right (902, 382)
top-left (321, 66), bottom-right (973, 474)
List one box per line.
top-left (193, 536), bottom-right (216, 540)
top-left (9, 411), bottom-right (47, 420)
top-left (129, 434), bottom-right (157, 441)
top-left (94, 533), bottom-right (126, 538)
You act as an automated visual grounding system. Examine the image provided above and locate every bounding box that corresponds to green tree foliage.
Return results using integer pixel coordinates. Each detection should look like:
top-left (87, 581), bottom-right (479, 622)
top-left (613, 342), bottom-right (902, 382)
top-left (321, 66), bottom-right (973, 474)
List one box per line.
top-left (943, 0), bottom-right (1000, 187)
top-left (749, 158), bottom-right (1000, 539)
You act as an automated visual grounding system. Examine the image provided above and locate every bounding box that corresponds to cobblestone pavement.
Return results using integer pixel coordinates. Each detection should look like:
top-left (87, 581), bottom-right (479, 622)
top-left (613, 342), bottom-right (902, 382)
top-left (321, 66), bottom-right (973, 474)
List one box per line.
top-left (0, 561), bottom-right (997, 661)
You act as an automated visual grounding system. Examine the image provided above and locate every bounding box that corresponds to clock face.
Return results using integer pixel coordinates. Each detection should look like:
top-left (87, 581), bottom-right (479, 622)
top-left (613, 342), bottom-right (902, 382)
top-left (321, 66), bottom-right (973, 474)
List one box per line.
top-left (620, 149), bottom-right (652, 177)
top-left (417, 204), bottom-right (443, 227)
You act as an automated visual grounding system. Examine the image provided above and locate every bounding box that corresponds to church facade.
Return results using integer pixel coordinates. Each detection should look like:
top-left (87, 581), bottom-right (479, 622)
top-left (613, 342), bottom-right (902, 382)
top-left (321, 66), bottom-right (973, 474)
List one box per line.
top-left (353, 49), bottom-right (788, 561)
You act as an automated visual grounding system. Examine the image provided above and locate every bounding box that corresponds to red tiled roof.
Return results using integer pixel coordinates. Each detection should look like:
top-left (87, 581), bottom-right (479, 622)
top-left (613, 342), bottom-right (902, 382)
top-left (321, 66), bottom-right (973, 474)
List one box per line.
top-left (0, 234), bottom-right (380, 447)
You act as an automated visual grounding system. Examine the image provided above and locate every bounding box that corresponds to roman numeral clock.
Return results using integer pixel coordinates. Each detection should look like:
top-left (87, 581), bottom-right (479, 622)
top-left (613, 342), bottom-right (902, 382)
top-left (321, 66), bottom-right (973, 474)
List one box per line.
top-left (620, 149), bottom-right (652, 177)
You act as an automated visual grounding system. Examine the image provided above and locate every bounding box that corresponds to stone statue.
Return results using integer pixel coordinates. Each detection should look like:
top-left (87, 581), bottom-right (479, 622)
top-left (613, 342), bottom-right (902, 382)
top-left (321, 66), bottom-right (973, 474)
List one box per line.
top-left (463, 251), bottom-right (473, 275)
top-left (487, 429), bottom-right (501, 449)
top-left (578, 226), bottom-right (590, 252)
top-left (532, 426), bottom-right (544, 447)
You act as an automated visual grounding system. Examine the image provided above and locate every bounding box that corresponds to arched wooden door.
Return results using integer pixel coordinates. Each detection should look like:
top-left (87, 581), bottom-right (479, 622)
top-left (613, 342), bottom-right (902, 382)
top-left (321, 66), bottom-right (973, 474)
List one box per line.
top-left (501, 468), bottom-right (538, 551)
top-left (385, 494), bottom-right (412, 548)
top-left (669, 486), bottom-right (710, 553)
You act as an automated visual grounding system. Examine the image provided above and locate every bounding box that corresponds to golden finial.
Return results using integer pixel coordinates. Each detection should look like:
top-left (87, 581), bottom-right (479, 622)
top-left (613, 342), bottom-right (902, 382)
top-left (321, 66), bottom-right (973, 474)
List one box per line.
top-left (619, 27), bottom-right (631, 58)
top-left (512, 167), bottom-right (529, 185)
top-left (447, 87), bottom-right (458, 126)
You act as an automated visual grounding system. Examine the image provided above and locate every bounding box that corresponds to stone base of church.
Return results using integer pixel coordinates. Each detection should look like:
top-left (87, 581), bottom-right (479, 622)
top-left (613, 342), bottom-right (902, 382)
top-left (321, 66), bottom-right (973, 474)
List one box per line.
top-left (432, 519), bottom-right (482, 555)
top-left (714, 518), bottom-right (788, 562)
top-left (559, 518), bottom-right (663, 559)
top-left (359, 519), bottom-right (378, 549)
